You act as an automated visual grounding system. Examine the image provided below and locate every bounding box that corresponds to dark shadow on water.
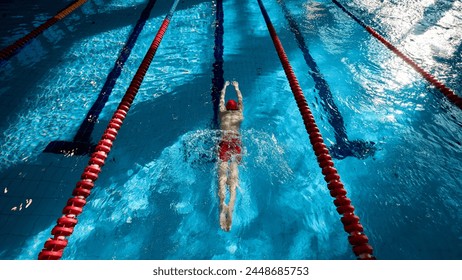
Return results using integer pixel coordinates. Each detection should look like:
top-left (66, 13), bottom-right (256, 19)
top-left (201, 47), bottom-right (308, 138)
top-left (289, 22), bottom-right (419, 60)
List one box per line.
top-left (0, 153), bottom-right (88, 259)
top-left (412, 0), bottom-right (455, 35)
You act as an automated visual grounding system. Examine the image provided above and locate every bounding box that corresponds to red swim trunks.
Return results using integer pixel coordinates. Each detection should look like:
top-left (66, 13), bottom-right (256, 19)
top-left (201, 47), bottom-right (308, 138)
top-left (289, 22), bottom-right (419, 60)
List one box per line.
top-left (218, 138), bottom-right (241, 162)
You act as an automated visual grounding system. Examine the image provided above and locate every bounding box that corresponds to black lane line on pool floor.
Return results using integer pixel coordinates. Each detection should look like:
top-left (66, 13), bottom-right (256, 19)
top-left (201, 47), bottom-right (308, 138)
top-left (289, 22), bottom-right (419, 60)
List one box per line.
top-left (43, 0), bottom-right (158, 156)
top-left (211, 0), bottom-right (225, 129)
top-left (182, 0), bottom-right (224, 166)
top-left (278, 0), bottom-right (375, 160)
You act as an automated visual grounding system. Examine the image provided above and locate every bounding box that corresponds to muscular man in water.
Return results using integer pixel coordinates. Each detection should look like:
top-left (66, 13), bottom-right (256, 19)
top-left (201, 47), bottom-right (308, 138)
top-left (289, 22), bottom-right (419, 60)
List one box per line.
top-left (218, 80), bottom-right (243, 231)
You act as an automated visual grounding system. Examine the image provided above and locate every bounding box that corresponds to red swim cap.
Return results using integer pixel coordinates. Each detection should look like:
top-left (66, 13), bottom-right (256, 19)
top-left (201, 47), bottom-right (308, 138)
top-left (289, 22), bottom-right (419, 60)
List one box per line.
top-left (226, 99), bottom-right (238, 110)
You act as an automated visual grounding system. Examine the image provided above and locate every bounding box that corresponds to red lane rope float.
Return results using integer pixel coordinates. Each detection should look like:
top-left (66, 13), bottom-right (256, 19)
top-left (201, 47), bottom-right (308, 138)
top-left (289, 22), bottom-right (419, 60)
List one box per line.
top-left (37, 0), bottom-right (181, 260)
top-left (0, 0), bottom-right (88, 61)
top-left (366, 27), bottom-right (462, 109)
top-left (257, 0), bottom-right (375, 260)
top-left (331, 0), bottom-right (462, 110)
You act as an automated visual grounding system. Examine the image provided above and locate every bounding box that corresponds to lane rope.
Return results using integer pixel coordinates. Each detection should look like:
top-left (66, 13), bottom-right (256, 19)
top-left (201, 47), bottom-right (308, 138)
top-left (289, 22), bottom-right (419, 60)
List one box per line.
top-left (257, 0), bottom-right (375, 260)
top-left (37, 0), bottom-right (181, 260)
top-left (0, 0), bottom-right (88, 62)
top-left (332, 0), bottom-right (462, 110)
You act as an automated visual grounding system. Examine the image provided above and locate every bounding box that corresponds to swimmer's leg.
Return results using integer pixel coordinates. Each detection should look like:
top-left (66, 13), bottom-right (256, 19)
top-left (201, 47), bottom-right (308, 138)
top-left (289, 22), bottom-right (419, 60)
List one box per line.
top-left (225, 160), bottom-right (239, 231)
top-left (218, 160), bottom-right (229, 231)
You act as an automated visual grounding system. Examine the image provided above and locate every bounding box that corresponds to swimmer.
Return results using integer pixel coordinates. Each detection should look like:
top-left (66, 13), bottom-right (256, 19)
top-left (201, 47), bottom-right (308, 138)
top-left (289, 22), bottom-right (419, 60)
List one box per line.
top-left (217, 80), bottom-right (243, 231)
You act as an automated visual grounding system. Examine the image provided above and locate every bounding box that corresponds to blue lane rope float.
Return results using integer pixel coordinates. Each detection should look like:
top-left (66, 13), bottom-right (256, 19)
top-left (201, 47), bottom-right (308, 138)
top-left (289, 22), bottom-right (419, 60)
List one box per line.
top-left (43, 0), bottom-right (158, 156)
top-left (38, 0), bottom-right (181, 260)
top-left (277, 0), bottom-right (375, 160)
top-left (257, 0), bottom-right (375, 260)
top-left (331, 0), bottom-right (462, 110)
top-left (0, 0), bottom-right (88, 62)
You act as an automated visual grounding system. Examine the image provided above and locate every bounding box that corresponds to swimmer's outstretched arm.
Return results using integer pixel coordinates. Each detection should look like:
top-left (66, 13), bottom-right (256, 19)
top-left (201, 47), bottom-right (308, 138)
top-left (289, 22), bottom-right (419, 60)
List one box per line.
top-left (219, 81), bottom-right (230, 112)
top-left (232, 81), bottom-right (243, 111)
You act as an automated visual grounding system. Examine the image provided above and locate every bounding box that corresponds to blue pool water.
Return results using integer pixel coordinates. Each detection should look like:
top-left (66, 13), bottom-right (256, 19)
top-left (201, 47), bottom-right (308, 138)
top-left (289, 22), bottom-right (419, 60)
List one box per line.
top-left (0, 0), bottom-right (461, 260)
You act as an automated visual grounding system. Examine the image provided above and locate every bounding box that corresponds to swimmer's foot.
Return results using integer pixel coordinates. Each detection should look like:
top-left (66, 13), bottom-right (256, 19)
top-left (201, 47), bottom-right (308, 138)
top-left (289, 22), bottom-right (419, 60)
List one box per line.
top-left (220, 205), bottom-right (228, 231)
top-left (220, 205), bottom-right (233, 232)
top-left (225, 207), bottom-right (233, 231)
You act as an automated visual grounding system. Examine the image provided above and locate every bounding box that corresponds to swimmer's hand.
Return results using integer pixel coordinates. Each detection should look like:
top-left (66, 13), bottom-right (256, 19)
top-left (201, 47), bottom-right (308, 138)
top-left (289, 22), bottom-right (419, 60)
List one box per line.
top-left (232, 81), bottom-right (239, 88)
top-left (225, 81), bottom-right (230, 87)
